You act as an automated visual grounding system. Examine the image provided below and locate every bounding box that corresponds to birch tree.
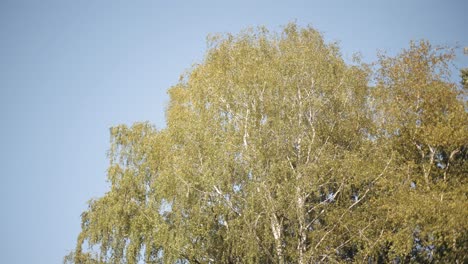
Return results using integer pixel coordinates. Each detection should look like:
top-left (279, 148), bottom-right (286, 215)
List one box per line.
top-left (66, 24), bottom-right (467, 263)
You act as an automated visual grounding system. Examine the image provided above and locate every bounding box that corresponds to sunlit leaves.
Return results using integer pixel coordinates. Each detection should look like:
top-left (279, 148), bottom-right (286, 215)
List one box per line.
top-left (68, 25), bottom-right (467, 263)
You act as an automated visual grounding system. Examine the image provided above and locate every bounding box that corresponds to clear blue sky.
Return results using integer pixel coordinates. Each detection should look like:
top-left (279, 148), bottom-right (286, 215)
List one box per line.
top-left (0, 1), bottom-right (466, 263)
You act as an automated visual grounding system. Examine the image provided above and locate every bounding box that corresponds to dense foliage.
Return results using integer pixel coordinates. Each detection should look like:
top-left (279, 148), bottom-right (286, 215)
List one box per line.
top-left (66, 24), bottom-right (467, 263)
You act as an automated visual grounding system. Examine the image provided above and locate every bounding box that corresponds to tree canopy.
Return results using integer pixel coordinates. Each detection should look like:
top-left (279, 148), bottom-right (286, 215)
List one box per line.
top-left (66, 24), bottom-right (467, 263)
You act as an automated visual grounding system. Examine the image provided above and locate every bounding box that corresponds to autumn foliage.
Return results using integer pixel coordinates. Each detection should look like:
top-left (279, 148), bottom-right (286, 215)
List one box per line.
top-left (66, 24), bottom-right (467, 263)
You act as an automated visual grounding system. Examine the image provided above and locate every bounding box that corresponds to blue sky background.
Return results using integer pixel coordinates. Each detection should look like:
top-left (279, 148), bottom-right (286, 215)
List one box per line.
top-left (0, 1), bottom-right (466, 263)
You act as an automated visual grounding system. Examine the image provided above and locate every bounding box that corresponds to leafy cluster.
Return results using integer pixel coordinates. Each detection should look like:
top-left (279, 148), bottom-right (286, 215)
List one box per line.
top-left (66, 24), bottom-right (467, 263)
